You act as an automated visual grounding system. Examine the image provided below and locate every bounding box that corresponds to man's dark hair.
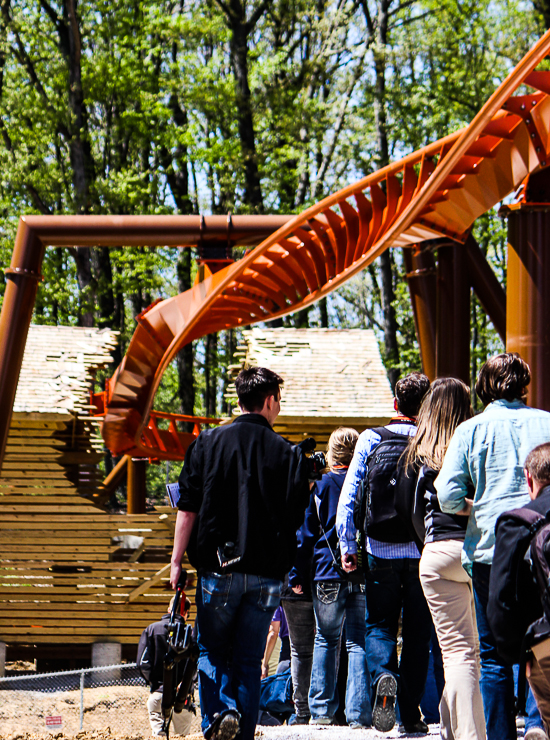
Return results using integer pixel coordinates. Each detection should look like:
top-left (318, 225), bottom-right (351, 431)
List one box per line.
top-left (475, 352), bottom-right (530, 406)
top-left (235, 366), bottom-right (284, 412)
top-left (395, 372), bottom-right (430, 418)
top-left (525, 442), bottom-right (550, 484)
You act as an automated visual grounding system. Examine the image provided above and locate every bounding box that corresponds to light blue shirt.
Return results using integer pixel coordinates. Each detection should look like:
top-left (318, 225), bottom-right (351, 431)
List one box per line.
top-left (436, 399), bottom-right (550, 573)
top-left (336, 421), bottom-right (419, 559)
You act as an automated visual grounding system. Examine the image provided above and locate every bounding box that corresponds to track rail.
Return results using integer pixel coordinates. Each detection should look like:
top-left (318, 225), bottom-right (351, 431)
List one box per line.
top-left (99, 29), bottom-right (550, 459)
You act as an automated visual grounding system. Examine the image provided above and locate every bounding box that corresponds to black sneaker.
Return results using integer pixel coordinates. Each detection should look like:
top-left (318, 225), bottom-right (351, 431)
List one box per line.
top-left (402, 719), bottom-right (429, 735)
top-left (209, 710), bottom-right (241, 740)
top-left (372, 673), bottom-right (397, 732)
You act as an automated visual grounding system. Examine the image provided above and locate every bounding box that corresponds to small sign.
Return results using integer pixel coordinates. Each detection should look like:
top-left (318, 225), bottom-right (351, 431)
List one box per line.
top-left (45, 716), bottom-right (63, 727)
top-left (166, 482), bottom-right (180, 508)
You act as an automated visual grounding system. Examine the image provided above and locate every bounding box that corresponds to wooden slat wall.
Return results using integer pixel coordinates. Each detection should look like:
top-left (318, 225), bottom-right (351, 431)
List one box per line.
top-left (0, 416), bottom-right (188, 650)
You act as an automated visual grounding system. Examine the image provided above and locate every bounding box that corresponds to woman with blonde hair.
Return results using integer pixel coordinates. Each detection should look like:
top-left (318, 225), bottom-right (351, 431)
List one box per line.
top-left (402, 378), bottom-right (485, 740)
top-left (289, 427), bottom-right (370, 727)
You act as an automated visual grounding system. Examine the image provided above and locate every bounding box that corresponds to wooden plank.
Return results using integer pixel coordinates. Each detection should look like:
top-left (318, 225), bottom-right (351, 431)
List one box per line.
top-left (4, 635), bottom-right (141, 644)
top-left (0, 626), bottom-right (146, 635)
top-left (125, 564), bottom-right (171, 603)
top-left (0, 497), bottom-right (95, 505)
top-left (0, 604), bottom-right (177, 615)
top-left (0, 506), bottom-right (102, 513)
top-left (1, 463), bottom-right (69, 471)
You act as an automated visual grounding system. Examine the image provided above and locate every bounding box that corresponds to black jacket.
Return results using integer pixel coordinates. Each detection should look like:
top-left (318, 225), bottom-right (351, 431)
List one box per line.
top-left (137, 613), bottom-right (172, 692)
top-left (178, 413), bottom-right (310, 579)
top-left (396, 465), bottom-right (468, 552)
top-left (488, 486), bottom-right (550, 665)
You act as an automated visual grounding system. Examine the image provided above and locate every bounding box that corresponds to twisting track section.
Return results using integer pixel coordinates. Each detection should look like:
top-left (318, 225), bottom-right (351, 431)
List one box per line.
top-left (100, 30), bottom-right (550, 460)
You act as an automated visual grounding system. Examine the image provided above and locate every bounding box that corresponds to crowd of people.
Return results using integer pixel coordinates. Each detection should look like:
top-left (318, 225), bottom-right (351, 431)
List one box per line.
top-left (164, 354), bottom-right (550, 740)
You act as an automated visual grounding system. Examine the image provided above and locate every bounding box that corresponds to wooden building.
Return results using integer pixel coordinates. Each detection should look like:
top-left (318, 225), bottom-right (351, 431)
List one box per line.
top-left (230, 327), bottom-right (395, 444)
top-left (0, 326), bottom-right (182, 669)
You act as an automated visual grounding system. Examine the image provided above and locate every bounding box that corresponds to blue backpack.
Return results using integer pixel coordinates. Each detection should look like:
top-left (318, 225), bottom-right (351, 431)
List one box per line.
top-left (259, 669), bottom-right (293, 714)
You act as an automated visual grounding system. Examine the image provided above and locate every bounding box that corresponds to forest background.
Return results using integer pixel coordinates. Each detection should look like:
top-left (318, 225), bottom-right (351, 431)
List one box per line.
top-left (0, 0), bottom-right (545, 501)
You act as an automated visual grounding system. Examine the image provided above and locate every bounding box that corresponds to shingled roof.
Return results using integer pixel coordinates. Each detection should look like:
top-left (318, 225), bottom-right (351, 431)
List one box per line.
top-left (232, 327), bottom-right (395, 443)
top-left (13, 325), bottom-right (118, 415)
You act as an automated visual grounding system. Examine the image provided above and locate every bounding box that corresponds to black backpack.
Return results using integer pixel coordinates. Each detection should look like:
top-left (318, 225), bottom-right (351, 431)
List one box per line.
top-left (353, 425), bottom-right (415, 544)
top-left (490, 507), bottom-right (550, 666)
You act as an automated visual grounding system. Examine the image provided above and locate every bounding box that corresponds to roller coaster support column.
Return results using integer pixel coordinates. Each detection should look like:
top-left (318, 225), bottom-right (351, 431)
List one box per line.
top-left (404, 246), bottom-right (437, 380)
top-left (435, 241), bottom-right (471, 384)
top-left (127, 458), bottom-right (147, 514)
top-left (504, 174), bottom-right (550, 411)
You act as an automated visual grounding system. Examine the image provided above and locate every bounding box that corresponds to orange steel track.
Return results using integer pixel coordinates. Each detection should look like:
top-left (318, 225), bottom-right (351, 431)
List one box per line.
top-left (91, 29), bottom-right (550, 458)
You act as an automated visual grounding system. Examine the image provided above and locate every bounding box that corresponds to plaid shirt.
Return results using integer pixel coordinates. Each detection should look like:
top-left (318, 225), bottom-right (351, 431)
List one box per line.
top-left (336, 421), bottom-right (419, 559)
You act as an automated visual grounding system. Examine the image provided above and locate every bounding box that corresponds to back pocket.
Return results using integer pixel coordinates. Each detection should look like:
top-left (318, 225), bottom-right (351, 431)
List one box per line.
top-left (201, 572), bottom-right (232, 609)
top-left (316, 581), bottom-right (340, 605)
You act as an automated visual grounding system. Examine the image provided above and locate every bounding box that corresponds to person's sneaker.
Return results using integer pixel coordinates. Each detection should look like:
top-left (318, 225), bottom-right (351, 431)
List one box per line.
top-left (288, 714), bottom-right (311, 725)
top-left (309, 716), bottom-right (334, 725)
top-left (525, 729), bottom-right (549, 740)
top-left (209, 710), bottom-right (241, 740)
top-left (372, 673), bottom-right (397, 732)
top-left (402, 719), bottom-right (429, 735)
top-left (349, 721), bottom-right (370, 728)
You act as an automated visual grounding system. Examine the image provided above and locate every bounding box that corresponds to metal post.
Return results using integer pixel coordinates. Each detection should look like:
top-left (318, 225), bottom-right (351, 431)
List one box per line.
top-left (436, 241), bottom-right (471, 383)
top-left (80, 669), bottom-right (84, 730)
top-left (0, 220), bottom-right (45, 471)
top-left (127, 458), bottom-right (148, 514)
top-left (404, 246), bottom-right (437, 380)
top-left (505, 202), bottom-right (550, 411)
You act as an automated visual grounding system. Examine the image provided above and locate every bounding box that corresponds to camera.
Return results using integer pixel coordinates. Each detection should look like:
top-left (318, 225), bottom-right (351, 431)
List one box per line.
top-left (298, 437), bottom-right (327, 481)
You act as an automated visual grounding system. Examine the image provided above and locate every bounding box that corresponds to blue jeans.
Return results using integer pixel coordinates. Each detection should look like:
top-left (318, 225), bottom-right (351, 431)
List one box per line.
top-left (472, 562), bottom-right (516, 740)
top-left (309, 580), bottom-right (371, 725)
top-left (364, 555), bottom-right (432, 726)
top-left (196, 571), bottom-right (283, 740)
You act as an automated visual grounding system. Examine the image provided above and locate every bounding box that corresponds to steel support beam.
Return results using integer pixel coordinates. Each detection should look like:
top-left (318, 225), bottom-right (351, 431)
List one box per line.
top-left (465, 235), bottom-right (506, 343)
top-left (404, 247), bottom-right (437, 380)
top-left (127, 458), bottom-right (148, 514)
top-left (0, 214), bottom-right (292, 472)
top-left (506, 205), bottom-right (550, 411)
top-left (436, 242), bottom-right (471, 384)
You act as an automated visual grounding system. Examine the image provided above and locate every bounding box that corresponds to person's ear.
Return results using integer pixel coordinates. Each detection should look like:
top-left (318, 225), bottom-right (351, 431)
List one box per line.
top-left (525, 468), bottom-right (535, 493)
top-left (393, 398), bottom-right (398, 412)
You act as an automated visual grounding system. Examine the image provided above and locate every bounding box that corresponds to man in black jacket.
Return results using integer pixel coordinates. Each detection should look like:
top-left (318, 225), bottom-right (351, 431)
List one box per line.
top-left (169, 367), bottom-right (310, 740)
top-left (489, 442), bottom-right (550, 739)
top-left (137, 596), bottom-right (193, 737)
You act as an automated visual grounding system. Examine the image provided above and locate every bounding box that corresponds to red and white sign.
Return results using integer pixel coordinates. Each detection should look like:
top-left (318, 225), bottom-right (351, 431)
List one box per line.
top-left (45, 716), bottom-right (63, 727)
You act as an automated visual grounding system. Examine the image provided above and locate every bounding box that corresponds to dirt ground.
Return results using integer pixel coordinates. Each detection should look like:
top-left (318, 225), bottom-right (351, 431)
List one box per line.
top-left (0, 684), bottom-right (203, 739)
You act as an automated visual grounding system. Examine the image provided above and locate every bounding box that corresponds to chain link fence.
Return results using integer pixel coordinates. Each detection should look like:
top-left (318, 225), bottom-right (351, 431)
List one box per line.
top-left (0, 662), bottom-right (201, 737)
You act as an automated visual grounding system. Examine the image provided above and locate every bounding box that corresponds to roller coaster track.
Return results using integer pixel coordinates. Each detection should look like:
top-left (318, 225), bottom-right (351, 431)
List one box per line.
top-left (98, 29), bottom-right (550, 460)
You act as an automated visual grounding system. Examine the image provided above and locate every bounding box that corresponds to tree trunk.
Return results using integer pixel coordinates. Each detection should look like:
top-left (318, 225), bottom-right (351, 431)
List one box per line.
top-left (369, 0), bottom-right (400, 389)
top-left (204, 332), bottom-right (218, 417)
top-left (216, 0), bottom-right (266, 211)
top-left (177, 249), bottom-right (195, 422)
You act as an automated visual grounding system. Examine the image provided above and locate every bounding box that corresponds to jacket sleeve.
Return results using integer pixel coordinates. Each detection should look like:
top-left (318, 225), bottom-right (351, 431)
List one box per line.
top-left (137, 627), bottom-right (153, 685)
top-left (177, 438), bottom-right (204, 513)
top-left (290, 444), bottom-right (313, 531)
top-left (488, 514), bottom-right (543, 665)
top-left (289, 488), bottom-right (320, 587)
top-left (435, 430), bottom-right (471, 514)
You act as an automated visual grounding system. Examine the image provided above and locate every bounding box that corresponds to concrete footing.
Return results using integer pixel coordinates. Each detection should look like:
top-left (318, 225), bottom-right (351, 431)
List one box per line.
top-left (91, 642), bottom-right (121, 682)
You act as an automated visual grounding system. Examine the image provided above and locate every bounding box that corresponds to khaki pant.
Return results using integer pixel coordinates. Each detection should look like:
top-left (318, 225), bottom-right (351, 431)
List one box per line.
top-left (420, 539), bottom-right (486, 740)
top-left (147, 691), bottom-right (194, 736)
top-left (529, 638), bottom-right (550, 735)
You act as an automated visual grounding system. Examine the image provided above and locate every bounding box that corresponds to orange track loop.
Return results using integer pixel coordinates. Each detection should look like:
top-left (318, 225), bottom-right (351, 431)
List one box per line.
top-left (101, 30), bottom-right (550, 460)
